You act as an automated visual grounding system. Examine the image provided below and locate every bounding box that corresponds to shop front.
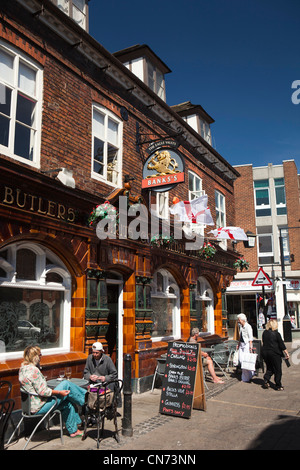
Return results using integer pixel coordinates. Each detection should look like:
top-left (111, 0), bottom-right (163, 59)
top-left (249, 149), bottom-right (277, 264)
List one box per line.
top-left (0, 161), bottom-right (238, 401)
top-left (226, 279), bottom-right (275, 338)
top-left (0, 163), bottom-right (95, 406)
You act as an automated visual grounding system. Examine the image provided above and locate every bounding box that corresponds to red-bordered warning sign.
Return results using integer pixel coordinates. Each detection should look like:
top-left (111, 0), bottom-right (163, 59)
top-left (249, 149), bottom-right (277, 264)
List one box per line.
top-left (251, 267), bottom-right (272, 287)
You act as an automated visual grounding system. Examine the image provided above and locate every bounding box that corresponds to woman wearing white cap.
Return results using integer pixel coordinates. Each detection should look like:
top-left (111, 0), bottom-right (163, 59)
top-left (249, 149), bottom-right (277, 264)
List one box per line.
top-left (83, 342), bottom-right (117, 390)
top-left (237, 313), bottom-right (254, 383)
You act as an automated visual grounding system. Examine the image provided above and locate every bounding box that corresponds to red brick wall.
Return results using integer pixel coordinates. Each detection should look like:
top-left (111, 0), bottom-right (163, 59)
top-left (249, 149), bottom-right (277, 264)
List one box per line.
top-left (283, 161), bottom-right (300, 271)
top-left (233, 165), bottom-right (258, 270)
top-left (0, 14), bottom-right (236, 225)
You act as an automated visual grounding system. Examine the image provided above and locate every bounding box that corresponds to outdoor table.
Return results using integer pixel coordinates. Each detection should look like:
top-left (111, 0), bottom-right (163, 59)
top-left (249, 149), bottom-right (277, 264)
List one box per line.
top-left (201, 347), bottom-right (214, 354)
top-left (47, 378), bottom-right (89, 389)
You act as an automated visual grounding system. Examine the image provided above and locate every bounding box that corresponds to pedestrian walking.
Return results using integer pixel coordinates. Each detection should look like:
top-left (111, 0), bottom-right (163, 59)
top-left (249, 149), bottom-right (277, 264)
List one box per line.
top-left (237, 313), bottom-right (254, 383)
top-left (262, 319), bottom-right (290, 390)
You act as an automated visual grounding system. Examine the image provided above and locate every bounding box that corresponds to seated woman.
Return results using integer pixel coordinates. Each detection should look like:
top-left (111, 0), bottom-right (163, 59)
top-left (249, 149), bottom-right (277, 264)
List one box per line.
top-left (189, 328), bottom-right (224, 384)
top-left (19, 345), bottom-right (86, 438)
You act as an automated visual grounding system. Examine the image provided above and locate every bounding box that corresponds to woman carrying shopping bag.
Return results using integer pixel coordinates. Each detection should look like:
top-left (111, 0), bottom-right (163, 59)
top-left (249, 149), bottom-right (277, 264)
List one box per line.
top-left (262, 319), bottom-right (290, 390)
top-left (237, 313), bottom-right (255, 383)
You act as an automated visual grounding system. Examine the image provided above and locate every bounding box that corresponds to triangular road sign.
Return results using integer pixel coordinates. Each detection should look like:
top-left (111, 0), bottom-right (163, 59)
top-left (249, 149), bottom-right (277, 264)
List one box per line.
top-left (251, 267), bottom-right (272, 287)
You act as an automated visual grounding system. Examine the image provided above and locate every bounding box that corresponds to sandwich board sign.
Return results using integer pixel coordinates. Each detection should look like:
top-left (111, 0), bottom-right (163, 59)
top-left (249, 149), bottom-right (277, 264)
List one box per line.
top-left (159, 341), bottom-right (206, 418)
top-left (251, 267), bottom-right (272, 287)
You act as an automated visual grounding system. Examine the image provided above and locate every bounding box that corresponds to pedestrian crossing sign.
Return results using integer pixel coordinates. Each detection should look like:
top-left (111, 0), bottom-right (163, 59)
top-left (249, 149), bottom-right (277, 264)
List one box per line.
top-left (251, 267), bottom-right (272, 287)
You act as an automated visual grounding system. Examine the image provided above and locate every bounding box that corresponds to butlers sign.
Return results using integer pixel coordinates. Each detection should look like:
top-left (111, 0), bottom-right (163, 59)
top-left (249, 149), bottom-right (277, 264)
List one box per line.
top-left (1, 185), bottom-right (76, 223)
top-left (142, 140), bottom-right (185, 192)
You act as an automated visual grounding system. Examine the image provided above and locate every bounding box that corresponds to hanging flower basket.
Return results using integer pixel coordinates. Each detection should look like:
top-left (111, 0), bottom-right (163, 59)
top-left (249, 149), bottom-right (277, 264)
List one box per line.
top-left (199, 242), bottom-right (217, 260)
top-left (150, 234), bottom-right (174, 247)
top-left (233, 256), bottom-right (250, 271)
top-left (88, 201), bottom-right (118, 227)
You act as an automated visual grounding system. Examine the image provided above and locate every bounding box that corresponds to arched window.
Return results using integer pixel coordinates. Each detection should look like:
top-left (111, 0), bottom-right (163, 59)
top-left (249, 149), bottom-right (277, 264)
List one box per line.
top-left (151, 269), bottom-right (180, 341)
top-left (196, 277), bottom-right (214, 334)
top-left (0, 242), bottom-right (71, 360)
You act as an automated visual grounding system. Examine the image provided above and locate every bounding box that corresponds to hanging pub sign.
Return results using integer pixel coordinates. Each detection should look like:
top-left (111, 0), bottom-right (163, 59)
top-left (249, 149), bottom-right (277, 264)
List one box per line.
top-left (142, 140), bottom-right (185, 192)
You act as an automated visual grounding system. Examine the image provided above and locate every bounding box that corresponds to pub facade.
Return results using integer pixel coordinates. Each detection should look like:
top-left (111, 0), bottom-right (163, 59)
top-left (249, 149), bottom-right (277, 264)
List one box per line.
top-left (0, 0), bottom-right (240, 399)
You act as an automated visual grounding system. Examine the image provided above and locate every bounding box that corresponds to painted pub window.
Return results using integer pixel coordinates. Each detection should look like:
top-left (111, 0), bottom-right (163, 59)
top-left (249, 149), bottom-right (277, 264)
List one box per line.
top-left (0, 243), bottom-right (71, 360)
top-left (151, 269), bottom-right (180, 340)
top-left (196, 277), bottom-right (214, 334)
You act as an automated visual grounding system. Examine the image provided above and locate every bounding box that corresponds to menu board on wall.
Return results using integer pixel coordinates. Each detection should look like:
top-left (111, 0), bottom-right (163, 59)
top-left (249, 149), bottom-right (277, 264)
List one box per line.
top-left (159, 341), bottom-right (206, 418)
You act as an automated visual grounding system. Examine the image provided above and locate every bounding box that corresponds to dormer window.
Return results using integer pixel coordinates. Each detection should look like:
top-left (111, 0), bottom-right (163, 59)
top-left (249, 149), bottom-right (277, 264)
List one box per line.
top-left (146, 59), bottom-right (165, 100)
top-left (114, 45), bottom-right (171, 102)
top-left (52, 0), bottom-right (89, 30)
top-left (171, 101), bottom-right (214, 146)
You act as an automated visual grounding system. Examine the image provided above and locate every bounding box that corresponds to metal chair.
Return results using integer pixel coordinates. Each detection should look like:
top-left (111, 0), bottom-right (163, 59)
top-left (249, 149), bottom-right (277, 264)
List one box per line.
top-left (224, 340), bottom-right (239, 368)
top-left (210, 345), bottom-right (230, 379)
top-left (0, 381), bottom-right (12, 400)
top-left (151, 357), bottom-right (166, 392)
top-left (82, 379), bottom-right (123, 449)
top-left (201, 357), bottom-right (209, 390)
top-left (7, 388), bottom-right (64, 450)
top-left (0, 398), bottom-right (15, 450)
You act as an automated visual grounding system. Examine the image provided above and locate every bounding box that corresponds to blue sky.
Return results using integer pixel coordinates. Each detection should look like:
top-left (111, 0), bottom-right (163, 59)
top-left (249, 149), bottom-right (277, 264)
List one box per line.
top-left (89, 0), bottom-right (300, 171)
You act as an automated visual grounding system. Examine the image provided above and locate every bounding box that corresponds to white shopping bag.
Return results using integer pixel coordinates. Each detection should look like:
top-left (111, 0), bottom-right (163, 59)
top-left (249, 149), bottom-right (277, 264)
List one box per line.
top-left (232, 350), bottom-right (239, 367)
top-left (241, 352), bottom-right (257, 371)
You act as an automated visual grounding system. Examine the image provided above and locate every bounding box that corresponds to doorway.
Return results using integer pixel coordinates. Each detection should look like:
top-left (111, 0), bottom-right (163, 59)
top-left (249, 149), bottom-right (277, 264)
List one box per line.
top-left (242, 298), bottom-right (257, 338)
top-left (106, 273), bottom-right (123, 380)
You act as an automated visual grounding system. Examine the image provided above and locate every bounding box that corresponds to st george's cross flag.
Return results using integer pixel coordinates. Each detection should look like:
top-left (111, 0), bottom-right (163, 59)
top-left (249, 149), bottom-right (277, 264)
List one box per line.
top-left (169, 195), bottom-right (214, 226)
top-left (208, 226), bottom-right (248, 241)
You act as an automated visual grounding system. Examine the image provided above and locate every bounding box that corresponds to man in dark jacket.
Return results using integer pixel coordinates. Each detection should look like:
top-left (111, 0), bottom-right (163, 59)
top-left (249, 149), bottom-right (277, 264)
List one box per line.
top-left (83, 342), bottom-right (117, 390)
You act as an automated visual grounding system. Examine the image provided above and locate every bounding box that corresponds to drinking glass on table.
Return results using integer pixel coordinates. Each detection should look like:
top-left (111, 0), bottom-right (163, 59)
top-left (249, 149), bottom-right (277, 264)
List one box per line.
top-left (66, 367), bottom-right (71, 380)
top-left (59, 370), bottom-right (65, 380)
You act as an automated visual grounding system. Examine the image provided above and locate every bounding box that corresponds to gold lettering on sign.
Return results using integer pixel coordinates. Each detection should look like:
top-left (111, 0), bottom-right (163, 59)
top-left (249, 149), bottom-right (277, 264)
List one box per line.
top-left (57, 204), bottom-right (66, 219)
top-left (16, 189), bottom-right (26, 208)
top-left (47, 200), bottom-right (56, 218)
top-left (38, 197), bottom-right (47, 215)
top-left (3, 186), bottom-right (14, 204)
top-left (67, 208), bottom-right (75, 223)
top-left (1, 186), bottom-right (78, 224)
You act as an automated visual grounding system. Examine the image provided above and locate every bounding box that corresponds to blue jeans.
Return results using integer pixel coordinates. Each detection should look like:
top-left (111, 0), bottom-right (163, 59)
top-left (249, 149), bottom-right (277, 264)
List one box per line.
top-left (37, 380), bottom-right (86, 434)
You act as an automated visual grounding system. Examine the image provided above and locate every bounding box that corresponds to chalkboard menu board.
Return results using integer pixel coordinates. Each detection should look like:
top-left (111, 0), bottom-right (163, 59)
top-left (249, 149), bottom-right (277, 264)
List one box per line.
top-left (159, 341), bottom-right (204, 418)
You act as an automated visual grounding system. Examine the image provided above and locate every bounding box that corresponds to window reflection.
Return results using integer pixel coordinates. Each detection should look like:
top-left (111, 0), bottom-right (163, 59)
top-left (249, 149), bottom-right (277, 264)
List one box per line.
top-left (151, 269), bottom-right (179, 339)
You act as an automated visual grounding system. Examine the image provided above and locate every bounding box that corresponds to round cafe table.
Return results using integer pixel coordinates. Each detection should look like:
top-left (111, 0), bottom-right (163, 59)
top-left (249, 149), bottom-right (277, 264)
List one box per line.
top-left (47, 378), bottom-right (89, 389)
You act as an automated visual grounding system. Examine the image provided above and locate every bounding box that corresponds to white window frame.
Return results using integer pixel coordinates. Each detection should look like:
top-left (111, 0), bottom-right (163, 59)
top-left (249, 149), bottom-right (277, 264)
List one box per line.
top-left (199, 118), bottom-right (211, 145)
top-left (91, 104), bottom-right (123, 187)
top-left (153, 191), bottom-right (169, 219)
top-left (215, 190), bottom-right (226, 249)
top-left (279, 226), bottom-right (290, 265)
top-left (254, 180), bottom-right (271, 217)
top-left (146, 59), bottom-right (166, 101)
top-left (188, 171), bottom-right (205, 235)
top-left (274, 178), bottom-right (287, 215)
top-left (257, 227), bottom-right (274, 265)
top-left (188, 171), bottom-right (204, 200)
top-left (0, 40), bottom-right (42, 168)
top-left (196, 276), bottom-right (215, 334)
top-left (151, 269), bottom-right (180, 342)
top-left (0, 242), bottom-right (71, 361)
top-left (55, 0), bottom-right (88, 29)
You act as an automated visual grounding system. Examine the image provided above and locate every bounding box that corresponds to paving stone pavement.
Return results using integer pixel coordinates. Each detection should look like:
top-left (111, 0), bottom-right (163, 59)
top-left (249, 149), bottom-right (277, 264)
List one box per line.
top-left (6, 343), bottom-right (300, 453)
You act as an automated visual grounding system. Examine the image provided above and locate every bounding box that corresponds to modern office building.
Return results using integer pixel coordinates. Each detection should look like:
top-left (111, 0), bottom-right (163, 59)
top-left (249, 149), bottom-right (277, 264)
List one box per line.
top-left (227, 160), bottom-right (300, 338)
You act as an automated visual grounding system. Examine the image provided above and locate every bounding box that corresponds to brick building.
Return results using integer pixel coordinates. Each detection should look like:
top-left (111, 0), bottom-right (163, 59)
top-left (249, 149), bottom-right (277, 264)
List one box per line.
top-left (0, 0), bottom-right (240, 402)
top-left (227, 160), bottom-right (300, 338)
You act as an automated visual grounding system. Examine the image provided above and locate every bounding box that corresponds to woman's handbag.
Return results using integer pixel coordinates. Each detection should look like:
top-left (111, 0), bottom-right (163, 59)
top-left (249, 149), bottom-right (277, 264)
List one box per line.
top-left (241, 352), bottom-right (257, 371)
top-left (86, 387), bottom-right (113, 411)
